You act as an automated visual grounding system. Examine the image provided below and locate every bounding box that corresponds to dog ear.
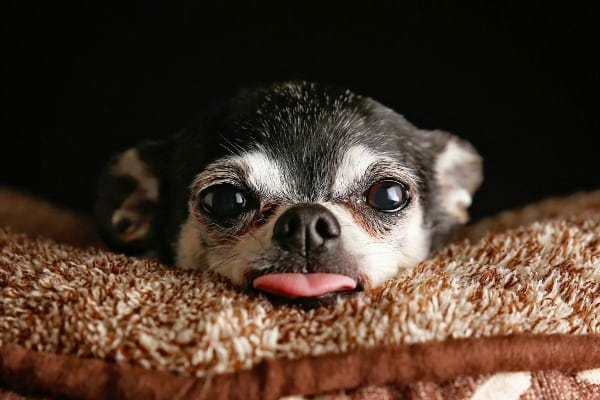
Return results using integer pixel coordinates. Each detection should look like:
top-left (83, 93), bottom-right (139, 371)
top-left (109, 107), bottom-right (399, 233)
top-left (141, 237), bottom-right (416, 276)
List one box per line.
top-left (94, 139), bottom-right (171, 255)
top-left (364, 101), bottom-right (483, 226)
top-left (430, 131), bottom-right (483, 224)
top-left (410, 128), bottom-right (482, 249)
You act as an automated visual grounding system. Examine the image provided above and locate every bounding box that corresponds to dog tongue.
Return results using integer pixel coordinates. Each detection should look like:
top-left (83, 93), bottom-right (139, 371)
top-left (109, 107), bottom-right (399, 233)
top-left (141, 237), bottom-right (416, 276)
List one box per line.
top-left (253, 273), bottom-right (357, 298)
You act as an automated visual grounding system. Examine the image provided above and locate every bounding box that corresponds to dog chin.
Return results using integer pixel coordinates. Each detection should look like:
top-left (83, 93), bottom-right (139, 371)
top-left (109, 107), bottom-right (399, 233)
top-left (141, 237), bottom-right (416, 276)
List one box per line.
top-left (256, 288), bottom-right (362, 309)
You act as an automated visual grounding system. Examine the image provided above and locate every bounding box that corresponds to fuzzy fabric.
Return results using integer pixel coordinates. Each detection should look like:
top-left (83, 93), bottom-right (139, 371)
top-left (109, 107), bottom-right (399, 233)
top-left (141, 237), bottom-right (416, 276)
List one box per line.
top-left (1, 189), bottom-right (600, 399)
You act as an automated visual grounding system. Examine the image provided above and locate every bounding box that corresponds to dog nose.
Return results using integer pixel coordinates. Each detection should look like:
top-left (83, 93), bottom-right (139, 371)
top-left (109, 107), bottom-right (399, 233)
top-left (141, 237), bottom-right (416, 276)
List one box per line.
top-left (272, 204), bottom-right (341, 257)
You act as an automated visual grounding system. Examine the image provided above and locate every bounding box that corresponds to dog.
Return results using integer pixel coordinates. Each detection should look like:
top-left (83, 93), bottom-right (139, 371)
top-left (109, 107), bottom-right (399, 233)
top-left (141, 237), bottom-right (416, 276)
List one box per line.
top-left (95, 81), bottom-right (482, 306)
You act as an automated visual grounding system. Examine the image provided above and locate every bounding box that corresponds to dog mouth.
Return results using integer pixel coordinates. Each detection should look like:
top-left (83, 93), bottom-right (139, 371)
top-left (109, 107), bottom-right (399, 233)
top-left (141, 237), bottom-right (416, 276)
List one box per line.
top-left (253, 272), bottom-right (357, 297)
top-left (252, 273), bottom-right (362, 307)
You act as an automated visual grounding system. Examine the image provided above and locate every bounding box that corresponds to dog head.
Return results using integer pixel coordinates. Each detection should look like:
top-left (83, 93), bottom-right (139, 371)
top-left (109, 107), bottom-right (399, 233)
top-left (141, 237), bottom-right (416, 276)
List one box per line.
top-left (95, 82), bottom-right (482, 305)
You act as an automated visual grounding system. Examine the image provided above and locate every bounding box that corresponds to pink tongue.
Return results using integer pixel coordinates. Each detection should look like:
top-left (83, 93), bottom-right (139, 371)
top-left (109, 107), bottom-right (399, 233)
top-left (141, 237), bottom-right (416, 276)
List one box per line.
top-left (253, 273), bottom-right (357, 298)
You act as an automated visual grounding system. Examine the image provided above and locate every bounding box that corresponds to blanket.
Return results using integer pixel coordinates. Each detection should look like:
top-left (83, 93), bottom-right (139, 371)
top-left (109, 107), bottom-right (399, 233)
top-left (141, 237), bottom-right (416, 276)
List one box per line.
top-left (1, 188), bottom-right (600, 399)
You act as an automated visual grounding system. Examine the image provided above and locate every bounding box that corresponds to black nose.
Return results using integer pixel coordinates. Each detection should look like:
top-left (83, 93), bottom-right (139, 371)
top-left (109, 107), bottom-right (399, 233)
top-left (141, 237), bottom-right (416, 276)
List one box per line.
top-left (272, 204), bottom-right (341, 257)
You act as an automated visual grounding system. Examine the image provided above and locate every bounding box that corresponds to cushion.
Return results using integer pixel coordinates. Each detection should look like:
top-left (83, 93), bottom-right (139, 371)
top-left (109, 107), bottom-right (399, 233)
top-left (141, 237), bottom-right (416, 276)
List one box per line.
top-left (1, 189), bottom-right (600, 399)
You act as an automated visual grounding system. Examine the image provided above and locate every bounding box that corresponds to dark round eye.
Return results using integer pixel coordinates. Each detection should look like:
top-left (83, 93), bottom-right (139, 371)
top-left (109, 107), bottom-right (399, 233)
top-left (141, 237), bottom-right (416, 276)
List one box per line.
top-left (366, 180), bottom-right (410, 212)
top-left (199, 184), bottom-right (249, 219)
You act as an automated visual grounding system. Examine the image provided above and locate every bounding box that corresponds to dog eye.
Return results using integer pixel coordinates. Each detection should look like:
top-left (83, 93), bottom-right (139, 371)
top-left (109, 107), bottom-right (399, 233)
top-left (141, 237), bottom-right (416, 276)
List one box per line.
top-left (366, 180), bottom-right (410, 212)
top-left (199, 184), bottom-right (249, 218)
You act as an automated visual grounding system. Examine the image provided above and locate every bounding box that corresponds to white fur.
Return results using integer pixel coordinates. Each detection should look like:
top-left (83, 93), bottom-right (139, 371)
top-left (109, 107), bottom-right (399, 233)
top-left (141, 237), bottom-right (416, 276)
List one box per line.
top-left (331, 145), bottom-right (380, 197)
top-left (110, 149), bottom-right (159, 241)
top-left (240, 152), bottom-right (291, 198)
top-left (191, 152), bottom-right (290, 199)
top-left (199, 207), bottom-right (286, 286)
top-left (177, 200), bottom-right (430, 289)
top-left (112, 149), bottom-right (159, 201)
top-left (324, 202), bottom-right (430, 286)
top-left (434, 140), bottom-right (479, 223)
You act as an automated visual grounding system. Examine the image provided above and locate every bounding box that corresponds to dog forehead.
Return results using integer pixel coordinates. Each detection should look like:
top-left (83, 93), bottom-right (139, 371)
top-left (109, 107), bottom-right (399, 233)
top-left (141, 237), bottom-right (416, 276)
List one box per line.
top-left (211, 85), bottom-right (370, 199)
top-left (187, 82), bottom-right (420, 200)
top-left (233, 144), bottom-right (395, 202)
top-left (238, 151), bottom-right (290, 197)
top-left (330, 145), bottom-right (382, 196)
top-left (217, 82), bottom-right (370, 145)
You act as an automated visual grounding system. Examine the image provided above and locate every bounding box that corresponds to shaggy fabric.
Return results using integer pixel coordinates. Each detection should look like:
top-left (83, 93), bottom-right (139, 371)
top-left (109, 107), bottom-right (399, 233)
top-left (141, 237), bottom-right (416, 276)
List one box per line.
top-left (1, 189), bottom-right (600, 399)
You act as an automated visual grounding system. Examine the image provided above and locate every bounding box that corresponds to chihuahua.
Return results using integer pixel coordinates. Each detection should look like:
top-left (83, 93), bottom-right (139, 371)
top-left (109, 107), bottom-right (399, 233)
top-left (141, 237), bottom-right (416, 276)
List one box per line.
top-left (95, 81), bottom-right (482, 305)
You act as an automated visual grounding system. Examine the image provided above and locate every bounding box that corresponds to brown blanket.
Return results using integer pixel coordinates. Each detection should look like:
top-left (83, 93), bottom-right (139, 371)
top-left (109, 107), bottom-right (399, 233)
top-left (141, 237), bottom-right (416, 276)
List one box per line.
top-left (1, 189), bottom-right (600, 399)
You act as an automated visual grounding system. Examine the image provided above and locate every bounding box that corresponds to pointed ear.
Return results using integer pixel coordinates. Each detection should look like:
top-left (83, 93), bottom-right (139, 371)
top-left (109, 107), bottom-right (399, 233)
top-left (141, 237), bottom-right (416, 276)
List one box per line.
top-left (432, 132), bottom-right (483, 224)
top-left (94, 139), bottom-right (171, 255)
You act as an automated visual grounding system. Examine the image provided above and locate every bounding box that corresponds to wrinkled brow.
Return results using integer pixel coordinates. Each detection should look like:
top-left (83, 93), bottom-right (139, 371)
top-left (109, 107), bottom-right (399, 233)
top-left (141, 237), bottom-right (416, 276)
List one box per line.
top-left (190, 158), bottom-right (247, 194)
top-left (331, 145), bottom-right (418, 198)
top-left (190, 152), bottom-right (291, 199)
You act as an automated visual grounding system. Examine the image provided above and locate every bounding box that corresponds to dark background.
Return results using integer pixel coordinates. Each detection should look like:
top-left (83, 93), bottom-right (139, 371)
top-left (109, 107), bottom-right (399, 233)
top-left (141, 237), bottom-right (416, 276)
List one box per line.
top-left (3, 3), bottom-right (598, 221)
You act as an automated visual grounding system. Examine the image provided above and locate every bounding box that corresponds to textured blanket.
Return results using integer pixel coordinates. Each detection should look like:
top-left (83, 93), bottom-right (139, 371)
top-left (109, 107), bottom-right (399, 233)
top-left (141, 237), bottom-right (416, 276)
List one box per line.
top-left (1, 189), bottom-right (600, 399)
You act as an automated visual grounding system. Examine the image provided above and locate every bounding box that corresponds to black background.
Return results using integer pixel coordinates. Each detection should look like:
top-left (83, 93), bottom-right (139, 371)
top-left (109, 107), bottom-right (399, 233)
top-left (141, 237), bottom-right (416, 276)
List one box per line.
top-left (3, 3), bottom-right (598, 221)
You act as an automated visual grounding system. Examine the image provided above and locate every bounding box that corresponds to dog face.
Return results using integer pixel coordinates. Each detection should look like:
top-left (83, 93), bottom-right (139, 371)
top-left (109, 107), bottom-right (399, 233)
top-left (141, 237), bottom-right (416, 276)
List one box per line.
top-left (95, 82), bottom-right (482, 304)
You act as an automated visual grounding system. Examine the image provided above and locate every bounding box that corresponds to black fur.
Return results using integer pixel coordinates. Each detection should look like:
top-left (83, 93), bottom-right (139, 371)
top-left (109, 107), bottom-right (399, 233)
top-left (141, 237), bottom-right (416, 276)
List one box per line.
top-left (95, 81), bottom-right (481, 264)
